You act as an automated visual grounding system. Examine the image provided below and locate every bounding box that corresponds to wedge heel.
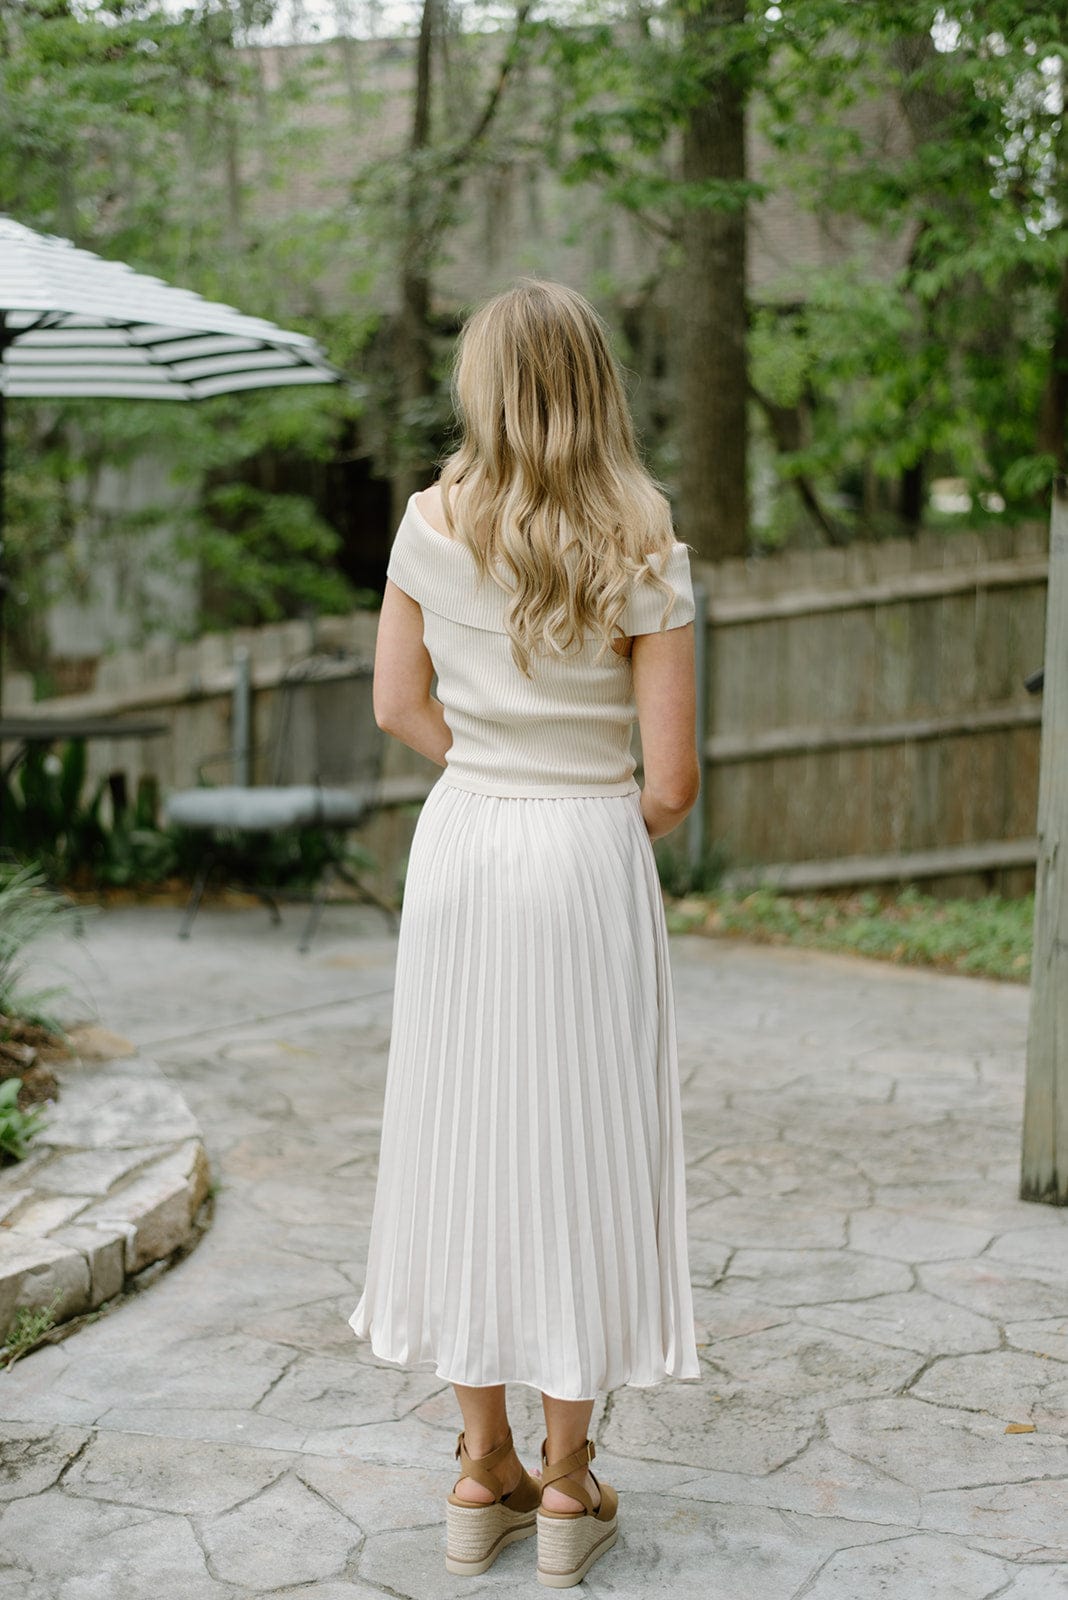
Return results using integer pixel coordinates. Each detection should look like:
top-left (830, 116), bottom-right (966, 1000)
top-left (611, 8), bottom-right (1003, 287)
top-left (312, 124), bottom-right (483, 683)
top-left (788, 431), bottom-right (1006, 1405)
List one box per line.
top-left (444, 1428), bottom-right (541, 1575)
top-left (445, 1499), bottom-right (537, 1574)
top-left (535, 1437), bottom-right (619, 1589)
top-left (536, 1506), bottom-right (619, 1587)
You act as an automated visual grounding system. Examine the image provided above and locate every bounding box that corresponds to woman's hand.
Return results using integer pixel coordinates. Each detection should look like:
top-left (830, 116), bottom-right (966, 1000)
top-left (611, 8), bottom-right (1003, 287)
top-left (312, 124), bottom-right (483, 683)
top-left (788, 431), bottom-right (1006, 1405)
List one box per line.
top-left (640, 785), bottom-right (698, 842)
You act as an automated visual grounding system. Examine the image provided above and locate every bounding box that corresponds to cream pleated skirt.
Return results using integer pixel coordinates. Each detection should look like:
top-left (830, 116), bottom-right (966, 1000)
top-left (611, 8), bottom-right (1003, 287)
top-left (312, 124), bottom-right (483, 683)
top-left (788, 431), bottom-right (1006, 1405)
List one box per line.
top-left (348, 776), bottom-right (701, 1401)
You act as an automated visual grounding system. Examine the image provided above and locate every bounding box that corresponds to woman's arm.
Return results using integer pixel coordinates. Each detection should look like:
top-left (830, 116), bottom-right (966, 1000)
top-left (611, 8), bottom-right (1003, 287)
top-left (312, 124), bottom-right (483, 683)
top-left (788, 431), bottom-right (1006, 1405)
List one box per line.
top-left (631, 621), bottom-right (701, 841)
top-left (373, 578), bottom-right (453, 767)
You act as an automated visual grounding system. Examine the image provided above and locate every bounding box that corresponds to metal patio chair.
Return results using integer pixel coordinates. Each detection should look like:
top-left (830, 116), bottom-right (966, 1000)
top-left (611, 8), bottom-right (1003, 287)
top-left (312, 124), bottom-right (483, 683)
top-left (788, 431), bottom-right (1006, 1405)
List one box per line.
top-left (164, 650), bottom-right (397, 952)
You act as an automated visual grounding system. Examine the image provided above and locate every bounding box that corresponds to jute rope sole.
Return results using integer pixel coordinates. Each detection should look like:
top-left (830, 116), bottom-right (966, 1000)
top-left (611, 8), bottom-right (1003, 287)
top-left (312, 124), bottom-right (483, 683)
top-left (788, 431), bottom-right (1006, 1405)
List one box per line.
top-left (445, 1499), bottom-right (537, 1575)
top-left (536, 1510), bottom-right (619, 1588)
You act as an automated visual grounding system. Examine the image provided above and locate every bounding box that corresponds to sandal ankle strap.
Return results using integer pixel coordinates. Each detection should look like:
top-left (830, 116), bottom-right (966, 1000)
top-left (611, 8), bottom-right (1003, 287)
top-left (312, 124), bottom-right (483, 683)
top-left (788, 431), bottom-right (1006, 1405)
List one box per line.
top-left (539, 1436), bottom-right (598, 1515)
top-left (453, 1428), bottom-right (515, 1500)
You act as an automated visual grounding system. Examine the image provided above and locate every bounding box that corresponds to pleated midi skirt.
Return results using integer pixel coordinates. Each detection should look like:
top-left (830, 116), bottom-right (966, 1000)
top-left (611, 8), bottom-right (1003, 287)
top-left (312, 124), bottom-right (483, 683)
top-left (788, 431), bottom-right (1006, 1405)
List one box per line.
top-left (348, 776), bottom-right (701, 1401)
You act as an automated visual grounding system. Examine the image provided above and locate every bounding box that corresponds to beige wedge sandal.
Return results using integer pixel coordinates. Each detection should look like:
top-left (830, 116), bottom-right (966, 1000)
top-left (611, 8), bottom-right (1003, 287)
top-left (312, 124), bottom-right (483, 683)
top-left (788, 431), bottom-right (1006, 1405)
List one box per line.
top-left (536, 1437), bottom-right (619, 1588)
top-left (444, 1427), bottom-right (541, 1576)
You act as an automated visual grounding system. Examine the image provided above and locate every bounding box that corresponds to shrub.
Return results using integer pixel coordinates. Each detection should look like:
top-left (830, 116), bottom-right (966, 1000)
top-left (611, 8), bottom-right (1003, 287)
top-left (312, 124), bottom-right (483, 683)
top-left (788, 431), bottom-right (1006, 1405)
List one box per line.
top-left (0, 861), bottom-right (86, 1033)
top-left (0, 1076), bottom-right (47, 1164)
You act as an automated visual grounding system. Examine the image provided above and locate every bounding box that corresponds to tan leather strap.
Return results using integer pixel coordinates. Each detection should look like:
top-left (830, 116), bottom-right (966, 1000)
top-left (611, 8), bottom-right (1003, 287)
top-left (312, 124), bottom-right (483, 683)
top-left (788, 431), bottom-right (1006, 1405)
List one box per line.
top-left (453, 1428), bottom-right (514, 1500)
top-left (539, 1437), bottom-right (598, 1515)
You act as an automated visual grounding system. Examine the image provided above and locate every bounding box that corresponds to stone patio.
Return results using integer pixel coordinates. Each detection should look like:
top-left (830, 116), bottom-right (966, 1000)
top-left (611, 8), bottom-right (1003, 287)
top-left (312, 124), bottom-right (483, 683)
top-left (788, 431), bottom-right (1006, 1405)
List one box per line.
top-left (0, 902), bottom-right (1064, 1598)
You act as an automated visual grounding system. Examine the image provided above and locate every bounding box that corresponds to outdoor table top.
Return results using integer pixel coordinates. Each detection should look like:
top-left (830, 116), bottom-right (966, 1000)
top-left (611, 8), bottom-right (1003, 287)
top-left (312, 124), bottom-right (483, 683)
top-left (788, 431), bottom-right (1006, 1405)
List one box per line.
top-left (0, 715), bottom-right (168, 740)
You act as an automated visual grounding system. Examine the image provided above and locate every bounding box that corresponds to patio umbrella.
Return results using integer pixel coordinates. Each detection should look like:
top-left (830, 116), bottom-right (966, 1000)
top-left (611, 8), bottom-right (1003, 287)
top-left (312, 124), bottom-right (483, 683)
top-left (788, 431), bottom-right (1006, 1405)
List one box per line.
top-left (0, 213), bottom-right (343, 712)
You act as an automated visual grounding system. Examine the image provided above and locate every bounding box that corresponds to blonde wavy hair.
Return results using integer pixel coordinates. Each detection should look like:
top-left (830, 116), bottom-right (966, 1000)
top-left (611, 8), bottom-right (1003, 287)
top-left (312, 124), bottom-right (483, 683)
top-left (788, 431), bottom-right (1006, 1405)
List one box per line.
top-left (437, 277), bottom-right (680, 678)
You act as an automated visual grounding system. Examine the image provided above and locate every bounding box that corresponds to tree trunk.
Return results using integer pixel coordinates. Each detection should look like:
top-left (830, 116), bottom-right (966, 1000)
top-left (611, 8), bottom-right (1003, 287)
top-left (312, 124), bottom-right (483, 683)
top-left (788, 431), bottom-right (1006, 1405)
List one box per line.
top-left (388, 2), bottom-right (533, 527)
top-left (672, 0), bottom-right (749, 561)
top-left (391, 0), bottom-right (438, 529)
top-left (899, 460), bottom-right (924, 531)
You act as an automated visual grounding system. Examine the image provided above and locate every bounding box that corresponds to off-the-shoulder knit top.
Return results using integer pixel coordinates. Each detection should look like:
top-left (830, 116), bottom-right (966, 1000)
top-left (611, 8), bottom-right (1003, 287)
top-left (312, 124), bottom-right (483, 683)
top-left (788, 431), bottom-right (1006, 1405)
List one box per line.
top-left (386, 493), bottom-right (696, 797)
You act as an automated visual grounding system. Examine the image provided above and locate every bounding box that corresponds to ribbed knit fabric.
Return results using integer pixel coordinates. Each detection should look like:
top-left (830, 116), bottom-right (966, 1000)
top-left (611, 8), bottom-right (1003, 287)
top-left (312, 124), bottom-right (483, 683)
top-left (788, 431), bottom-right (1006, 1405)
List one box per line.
top-left (383, 494), bottom-right (697, 797)
top-left (347, 493), bottom-right (702, 1400)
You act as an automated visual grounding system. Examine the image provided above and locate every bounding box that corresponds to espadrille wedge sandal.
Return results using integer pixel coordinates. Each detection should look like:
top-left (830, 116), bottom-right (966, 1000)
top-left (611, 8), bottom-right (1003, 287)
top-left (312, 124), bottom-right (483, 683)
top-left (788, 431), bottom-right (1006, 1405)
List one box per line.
top-left (444, 1428), bottom-right (540, 1576)
top-left (536, 1437), bottom-right (618, 1589)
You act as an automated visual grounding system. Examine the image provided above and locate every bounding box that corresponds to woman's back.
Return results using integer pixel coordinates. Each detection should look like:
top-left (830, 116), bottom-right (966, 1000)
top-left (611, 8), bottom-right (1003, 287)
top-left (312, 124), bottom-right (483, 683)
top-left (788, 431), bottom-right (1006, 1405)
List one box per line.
top-left (387, 490), bottom-right (696, 797)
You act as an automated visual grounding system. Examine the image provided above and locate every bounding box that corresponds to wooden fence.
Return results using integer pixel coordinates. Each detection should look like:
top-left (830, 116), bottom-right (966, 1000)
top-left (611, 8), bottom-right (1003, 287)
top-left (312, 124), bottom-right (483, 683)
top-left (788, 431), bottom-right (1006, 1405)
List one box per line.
top-left (0, 612), bottom-right (436, 903)
top-left (692, 521), bottom-right (1048, 895)
top-left (2, 519), bottom-right (1049, 898)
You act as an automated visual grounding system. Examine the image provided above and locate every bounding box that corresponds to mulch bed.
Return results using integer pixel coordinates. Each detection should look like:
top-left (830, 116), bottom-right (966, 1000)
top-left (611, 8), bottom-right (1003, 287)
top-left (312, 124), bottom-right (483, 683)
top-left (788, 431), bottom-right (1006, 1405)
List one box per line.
top-left (0, 1016), bottom-right (73, 1109)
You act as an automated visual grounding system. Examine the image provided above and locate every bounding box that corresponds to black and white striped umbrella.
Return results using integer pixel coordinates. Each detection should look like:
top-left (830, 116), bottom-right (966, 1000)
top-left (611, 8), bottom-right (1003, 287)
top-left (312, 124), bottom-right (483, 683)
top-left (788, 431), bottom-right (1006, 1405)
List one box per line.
top-left (0, 214), bottom-right (340, 399)
top-left (0, 214), bottom-right (343, 713)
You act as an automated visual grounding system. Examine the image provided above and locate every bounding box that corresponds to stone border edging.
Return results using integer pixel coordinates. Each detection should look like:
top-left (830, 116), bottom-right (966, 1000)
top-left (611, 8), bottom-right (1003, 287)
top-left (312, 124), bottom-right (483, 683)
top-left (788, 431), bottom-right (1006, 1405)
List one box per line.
top-left (0, 1049), bottom-right (211, 1345)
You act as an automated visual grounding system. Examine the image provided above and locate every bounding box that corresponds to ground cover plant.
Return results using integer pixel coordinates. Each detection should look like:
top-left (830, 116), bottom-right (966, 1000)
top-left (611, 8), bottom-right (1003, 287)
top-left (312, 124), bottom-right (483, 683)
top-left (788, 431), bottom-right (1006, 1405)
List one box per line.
top-left (664, 883), bottom-right (1033, 982)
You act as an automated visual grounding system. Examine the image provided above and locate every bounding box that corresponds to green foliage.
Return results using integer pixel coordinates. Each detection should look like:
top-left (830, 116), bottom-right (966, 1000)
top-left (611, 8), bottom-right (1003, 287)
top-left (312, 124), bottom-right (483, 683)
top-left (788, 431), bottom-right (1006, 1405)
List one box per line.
top-left (1, 1292), bottom-right (63, 1370)
top-left (96, 781), bottom-right (185, 890)
top-left (0, 861), bottom-right (83, 1034)
top-left (1, 741), bottom-right (378, 894)
top-left (2, 744), bottom-right (185, 889)
top-left (0, 0), bottom-right (379, 670)
top-left (0, 1077), bottom-right (48, 1165)
top-left (753, 2), bottom-right (1066, 516)
top-left (0, 744), bottom-right (178, 890)
top-left (0, 743), bottom-right (108, 886)
top-left (666, 883), bottom-right (1034, 982)
top-left (3, 0), bottom-right (1064, 606)
top-left (537, 2), bottom-right (1067, 532)
top-left (187, 823), bottom-right (377, 894)
top-left (653, 836), bottom-right (731, 898)
top-left (1004, 452), bottom-right (1060, 502)
top-left (187, 484), bottom-right (357, 625)
top-left (534, 5), bottom-right (769, 222)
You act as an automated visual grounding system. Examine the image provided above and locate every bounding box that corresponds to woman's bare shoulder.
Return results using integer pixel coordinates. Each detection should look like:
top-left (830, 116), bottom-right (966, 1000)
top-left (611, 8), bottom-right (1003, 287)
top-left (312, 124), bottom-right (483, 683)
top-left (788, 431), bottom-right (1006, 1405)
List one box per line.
top-left (413, 482), bottom-right (452, 539)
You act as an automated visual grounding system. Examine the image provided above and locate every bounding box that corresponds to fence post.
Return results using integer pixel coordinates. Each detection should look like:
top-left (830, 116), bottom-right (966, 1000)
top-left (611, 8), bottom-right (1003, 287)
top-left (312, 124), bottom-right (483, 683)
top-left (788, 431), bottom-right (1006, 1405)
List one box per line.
top-left (687, 579), bottom-right (709, 875)
top-left (1021, 476), bottom-right (1068, 1205)
top-left (232, 646), bottom-right (251, 787)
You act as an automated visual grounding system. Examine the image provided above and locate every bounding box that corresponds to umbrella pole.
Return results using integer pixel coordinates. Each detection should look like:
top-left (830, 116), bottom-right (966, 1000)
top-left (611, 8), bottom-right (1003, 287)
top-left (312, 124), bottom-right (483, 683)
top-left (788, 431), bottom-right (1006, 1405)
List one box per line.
top-left (0, 378), bottom-right (6, 854)
top-left (0, 323), bottom-right (7, 851)
top-left (0, 376), bottom-right (6, 721)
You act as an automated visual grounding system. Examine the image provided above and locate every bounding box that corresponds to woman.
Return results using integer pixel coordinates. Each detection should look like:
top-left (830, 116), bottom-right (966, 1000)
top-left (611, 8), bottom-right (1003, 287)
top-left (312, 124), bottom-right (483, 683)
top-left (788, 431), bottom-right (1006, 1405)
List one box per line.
top-left (349, 277), bottom-right (702, 1588)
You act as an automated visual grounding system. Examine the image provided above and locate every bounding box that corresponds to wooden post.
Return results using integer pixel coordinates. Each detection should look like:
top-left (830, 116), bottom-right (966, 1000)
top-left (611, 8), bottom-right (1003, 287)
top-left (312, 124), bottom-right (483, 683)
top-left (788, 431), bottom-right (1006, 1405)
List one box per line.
top-left (687, 579), bottom-right (709, 875)
top-left (1021, 476), bottom-right (1068, 1205)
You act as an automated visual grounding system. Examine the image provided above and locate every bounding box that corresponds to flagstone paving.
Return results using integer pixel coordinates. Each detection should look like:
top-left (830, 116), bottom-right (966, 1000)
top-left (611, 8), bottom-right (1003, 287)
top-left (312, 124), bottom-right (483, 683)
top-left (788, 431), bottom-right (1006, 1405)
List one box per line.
top-left (0, 903), bottom-right (1064, 1598)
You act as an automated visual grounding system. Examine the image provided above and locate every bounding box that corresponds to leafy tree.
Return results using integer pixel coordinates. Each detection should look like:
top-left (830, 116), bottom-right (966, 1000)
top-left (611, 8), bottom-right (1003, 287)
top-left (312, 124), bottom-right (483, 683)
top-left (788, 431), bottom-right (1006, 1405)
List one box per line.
top-left (535, 1), bottom-right (1067, 545)
top-left (0, 0), bottom-right (550, 675)
top-left (534, 1), bottom-right (769, 558)
top-left (0, 0), bottom-right (369, 673)
top-left (349, 0), bottom-right (540, 524)
top-left (672, 0), bottom-right (757, 559)
top-left (759, 0), bottom-right (1066, 528)
top-left (4, 0), bottom-right (1064, 658)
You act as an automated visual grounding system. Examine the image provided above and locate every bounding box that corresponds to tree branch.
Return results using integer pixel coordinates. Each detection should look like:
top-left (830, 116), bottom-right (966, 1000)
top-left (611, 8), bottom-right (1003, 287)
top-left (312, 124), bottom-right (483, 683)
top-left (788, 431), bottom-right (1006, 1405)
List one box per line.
top-left (750, 382), bottom-right (849, 546)
top-left (458, 1), bottom-right (534, 160)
